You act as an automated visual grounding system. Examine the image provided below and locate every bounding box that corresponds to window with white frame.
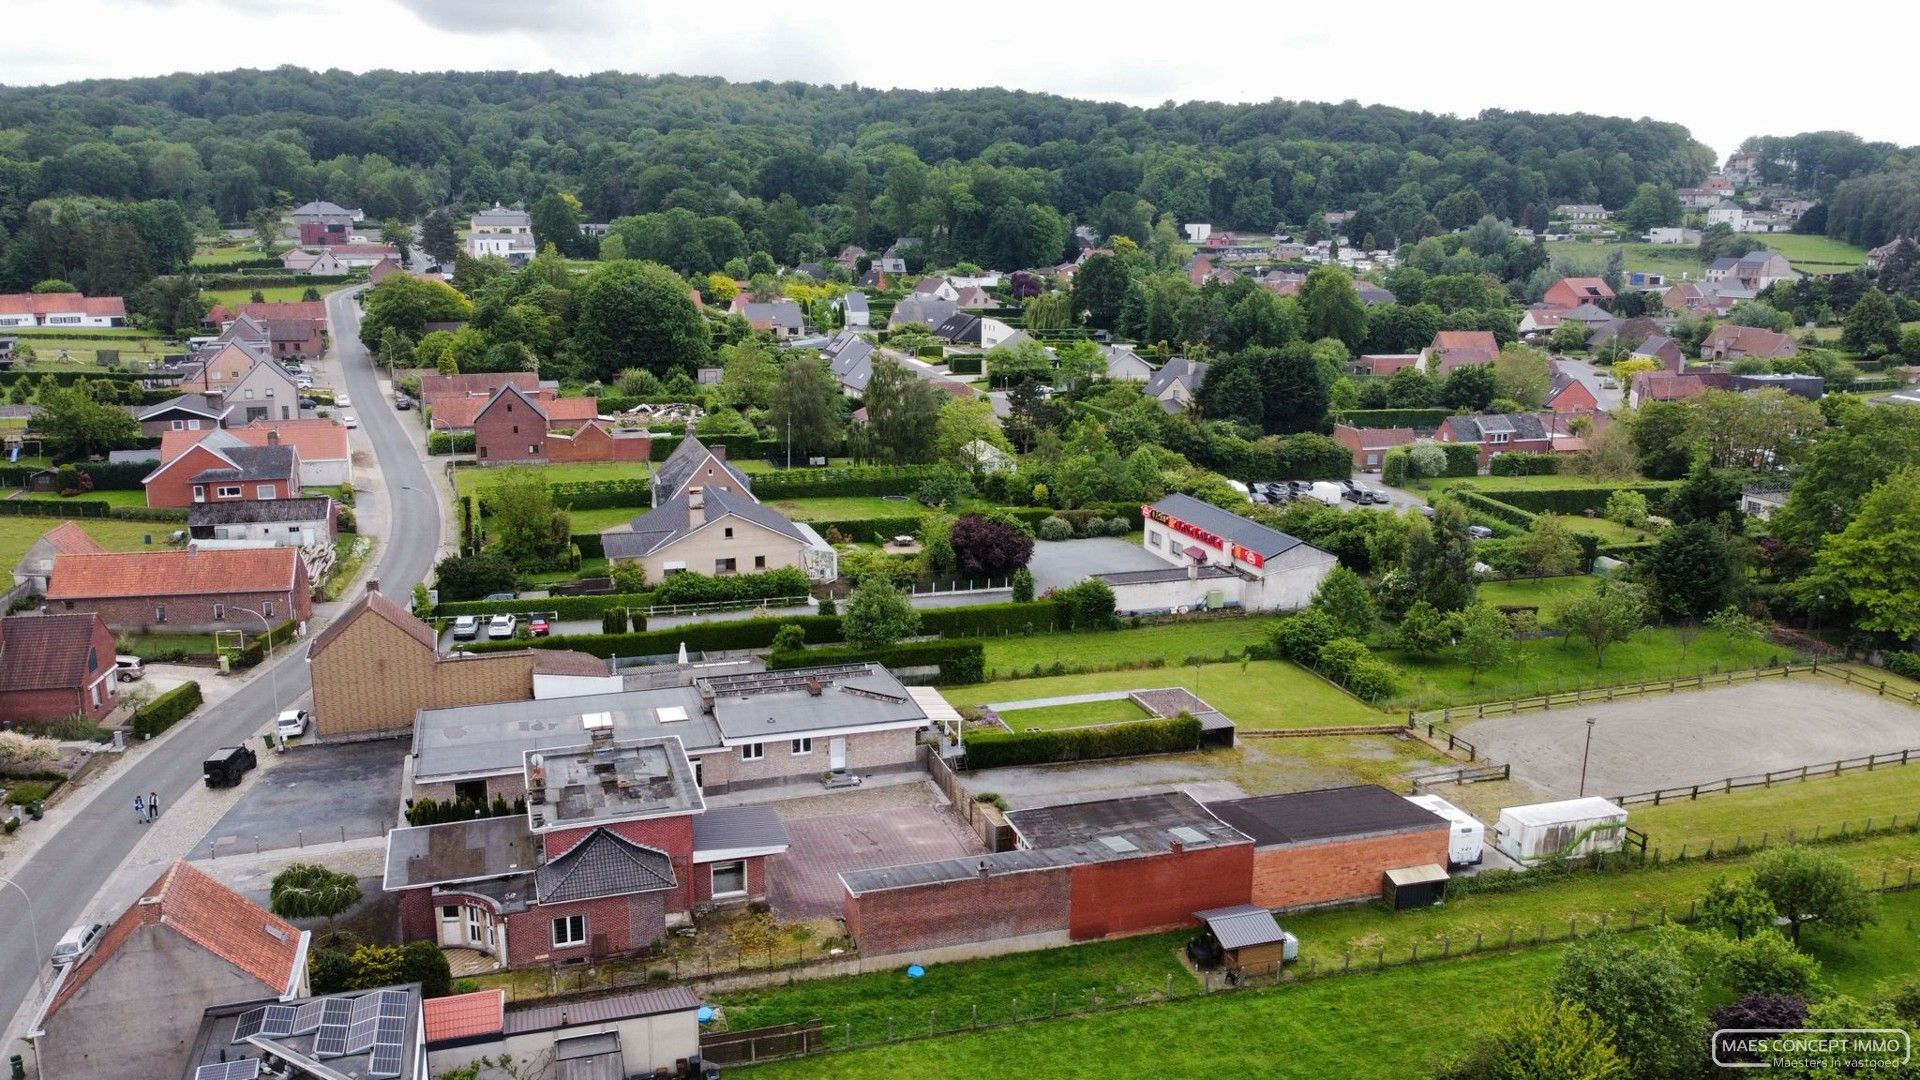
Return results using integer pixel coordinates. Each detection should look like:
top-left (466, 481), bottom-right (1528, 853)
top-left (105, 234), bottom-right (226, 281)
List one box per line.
top-left (192, 485), bottom-right (206, 502)
top-left (212, 604), bottom-right (225, 621)
top-left (257, 484), bottom-right (276, 499)
top-left (791, 738), bottom-right (812, 756)
top-left (171, 419), bottom-right (186, 430)
top-left (739, 742), bottom-right (764, 762)
top-left (262, 601), bottom-right (274, 618)
top-left (189, 419), bottom-right (201, 430)
top-left (710, 861), bottom-right (746, 899)
top-left (551, 914), bottom-right (586, 947)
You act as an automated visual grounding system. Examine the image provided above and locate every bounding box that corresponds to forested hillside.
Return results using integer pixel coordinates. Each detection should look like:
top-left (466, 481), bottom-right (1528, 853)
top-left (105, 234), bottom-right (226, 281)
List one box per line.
top-left (0, 68), bottom-right (1715, 288)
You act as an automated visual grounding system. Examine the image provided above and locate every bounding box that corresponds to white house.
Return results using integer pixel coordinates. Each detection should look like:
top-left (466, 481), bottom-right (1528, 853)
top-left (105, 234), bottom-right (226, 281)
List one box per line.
top-left (0, 292), bottom-right (127, 328)
top-left (1555, 204), bottom-right (1609, 221)
top-left (1108, 493), bottom-right (1337, 614)
top-left (1645, 227), bottom-right (1701, 245)
top-left (1183, 223), bottom-right (1214, 243)
top-left (468, 204), bottom-right (537, 264)
top-left (840, 291), bottom-right (870, 328)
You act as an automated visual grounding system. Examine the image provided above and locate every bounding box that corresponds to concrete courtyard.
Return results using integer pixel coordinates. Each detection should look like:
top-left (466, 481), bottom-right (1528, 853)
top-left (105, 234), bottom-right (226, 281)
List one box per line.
top-left (1026, 537), bottom-right (1167, 594)
top-left (766, 784), bottom-right (985, 920)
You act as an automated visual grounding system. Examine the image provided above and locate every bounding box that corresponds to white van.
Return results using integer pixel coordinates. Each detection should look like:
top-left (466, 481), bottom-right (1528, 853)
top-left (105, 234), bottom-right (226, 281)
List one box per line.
top-left (1307, 481), bottom-right (1344, 507)
top-left (1405, 794), bottom-right (1485, 867)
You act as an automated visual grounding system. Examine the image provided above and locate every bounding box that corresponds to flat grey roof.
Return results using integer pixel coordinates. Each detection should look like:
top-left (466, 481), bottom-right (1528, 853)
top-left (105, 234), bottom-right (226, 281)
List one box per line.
top-left (691, 803), bottom-right (789, 857)
top-left (525, 736), bottom-right (704, 831)
top-left (383, 815), bottom-right (539, 890)
top-left (1005, 791), bottom-right (1248, 855)
top-left (1206, 785), bottom-right (1446, 848)
top-left (701, 664), bottom-right (922, 740)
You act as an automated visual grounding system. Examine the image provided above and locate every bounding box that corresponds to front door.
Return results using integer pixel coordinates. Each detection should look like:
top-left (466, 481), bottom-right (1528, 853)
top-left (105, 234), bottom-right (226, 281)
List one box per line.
top-left (465, 907), bottom-right (490, 948)
top-left (437, 905), bottom-right (464, 947)
top-left (829, 737), bottom-right (847, 771)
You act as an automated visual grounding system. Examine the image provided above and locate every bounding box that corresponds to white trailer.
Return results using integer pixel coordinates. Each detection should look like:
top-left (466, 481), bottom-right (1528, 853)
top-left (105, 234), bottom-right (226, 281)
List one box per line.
top-left (1404, 794), bottom-right (1485, 867)
top-left (1492, 797), bottom-right (1628, 865)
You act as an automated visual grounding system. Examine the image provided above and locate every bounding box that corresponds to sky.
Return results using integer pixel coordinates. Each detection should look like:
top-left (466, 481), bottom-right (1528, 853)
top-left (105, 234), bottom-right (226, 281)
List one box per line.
top-left (6, 0), bottom-right (1915, 162)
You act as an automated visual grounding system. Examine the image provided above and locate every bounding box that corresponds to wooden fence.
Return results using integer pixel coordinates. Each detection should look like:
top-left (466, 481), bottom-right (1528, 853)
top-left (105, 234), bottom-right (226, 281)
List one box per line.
top-left (1414, 663), bottom-right (1818, 726)
top-left (701, 1021), bottom-right (828, 1066)
top-left (1611, 748), bottom-right (1920, 807)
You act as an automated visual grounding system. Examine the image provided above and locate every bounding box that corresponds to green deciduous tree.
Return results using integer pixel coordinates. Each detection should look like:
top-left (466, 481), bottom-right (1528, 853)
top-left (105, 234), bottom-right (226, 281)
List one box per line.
top-left (1436, 999), bottom-right (1628, 1080)
top-left (862, 356), bottom-right (941, 464)
top-left (1749, 846), bottom-right (1876, 947)
top-left (487, 469), bottom-right (572, 569)
top-left (1491, 344), bottom-right (1552, 409)
top-left (1558, 579), bottom-right (1646, 667)
top-left (34, 384), bottom-right (143, 458)
top-left (1774, 400), bottom-right (1920, 549)
top-left (1646, 521), bottom-right (1739, 622)
top-left (1518, 515), bottom-right (1583, 577)
top-left (269, 863), bottom-right (362, 930)
top-left (1394, 600), bottom-right (1455, 656)
top-left (1403, 502), bottom-right (1479, 612)
top-left (379, 218), bottom-right (412, 264)
top-left (1809, 468), bottom-right (1920, 639)
top-left (572, 260), bottom-right (711, 381)
top-left (1841, 287), bottom-right (1901, 352)
top-left (1310, 565), bottom-right (1375, 638)
top-left (1700, 876), bottom-right (1780, 941)
top-left (420, 208), bottom-right (458, 264)
top-left (841, 577), bottom-right (921, 649)
top-left (768, 355), bottom-right (843, 461)
top-left (715, 338), bottom-right (778, 409)
top-left (1069, 252), bottom-right (1130, 330)
top-left (1628, 400), bottom-right (1701, 480)
top-left (1298, 266), bottom-right (1368, 351)
top-left (1455, 603), bottom-right (1516, 683)
top-left (1551, 932), bottom-right (1702, 1080)
top-left (358, 274), bottom-right (473, 349)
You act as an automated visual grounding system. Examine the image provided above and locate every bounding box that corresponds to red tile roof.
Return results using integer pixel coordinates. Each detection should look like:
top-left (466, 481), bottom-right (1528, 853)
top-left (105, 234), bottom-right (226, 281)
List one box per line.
top-left (308, 586), bottom-right (437, 657)
top-left (423, 989), bottom-right (505, 1043)
top-left (0, 292), bottom-right (125, 317)
top-left (235, 419), bottom-right (351, 461)
top-left (426, 393), bottom-right (493, 430)
top-left (545, 397), bottom-right (599, 423)
top-left (234, 300), bottom-right (325, 325)
top-left (47, 547), bottom-right (301, 601)
top-left (0, 612), bottom-right (106, 692)
top-left (37, 522), bottom-right (105, 557)
top-left (1632, 371), bottom-right (1707, 401)
top-left (47, 861), bottom-right (303, 1017)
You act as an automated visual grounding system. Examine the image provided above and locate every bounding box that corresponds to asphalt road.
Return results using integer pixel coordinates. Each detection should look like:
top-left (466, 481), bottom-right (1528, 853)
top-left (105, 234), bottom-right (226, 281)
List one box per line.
top-left (0, 286), bottom-right (442, 1029)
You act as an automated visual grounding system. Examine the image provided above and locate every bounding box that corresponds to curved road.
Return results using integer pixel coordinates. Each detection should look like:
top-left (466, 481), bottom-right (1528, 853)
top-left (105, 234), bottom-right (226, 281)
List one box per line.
top-left (0, 286), bottom-right (441, 1030)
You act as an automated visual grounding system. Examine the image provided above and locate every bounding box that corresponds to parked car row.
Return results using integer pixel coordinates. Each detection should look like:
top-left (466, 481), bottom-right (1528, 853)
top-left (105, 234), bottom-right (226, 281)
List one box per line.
top-left (1249, 479), bottom-right (1388, 508)
top-left (449, 613), bottom-right (552, 641)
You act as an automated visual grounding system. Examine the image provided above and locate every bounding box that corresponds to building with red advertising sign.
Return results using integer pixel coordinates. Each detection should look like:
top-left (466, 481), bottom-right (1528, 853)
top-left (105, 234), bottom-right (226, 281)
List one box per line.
top-left (1111, 493), bottom-right (1335, 614)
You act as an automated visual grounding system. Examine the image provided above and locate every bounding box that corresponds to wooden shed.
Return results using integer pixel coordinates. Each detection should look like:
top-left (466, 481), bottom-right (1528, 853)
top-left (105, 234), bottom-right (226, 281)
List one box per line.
top-left (1191, 904), bottom-right (1298, 975)
top-left (1382, 863), bottom-right (1449, 910)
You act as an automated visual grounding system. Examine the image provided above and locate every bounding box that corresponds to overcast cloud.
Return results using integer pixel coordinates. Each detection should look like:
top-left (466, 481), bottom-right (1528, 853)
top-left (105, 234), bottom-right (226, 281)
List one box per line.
top-left (6, 0), bottom-right (1914, 161)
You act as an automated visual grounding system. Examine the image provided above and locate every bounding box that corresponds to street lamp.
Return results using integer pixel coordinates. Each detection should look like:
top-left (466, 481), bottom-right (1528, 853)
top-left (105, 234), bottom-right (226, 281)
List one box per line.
top-left (232, 607), bottom-right (281, 712)
top-left (1, 876), bottom-right (48, 993)
top-left (1577, 718), bottom-right (1597, 797)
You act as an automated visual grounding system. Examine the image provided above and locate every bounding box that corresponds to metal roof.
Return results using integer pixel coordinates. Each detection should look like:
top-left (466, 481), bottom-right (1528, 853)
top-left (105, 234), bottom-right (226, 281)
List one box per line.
top-left (1206, 786), bottom-right (1446, 848)
top-left (1005, 791), bottom-right (1248, 854)
top-left (1384, 863), bottom-right (1450, 887)
top-left (503, 987), bottom-right (699, 1035)
top-left (691, 803), bottom-right (790, 857)
top-left (840, 847), bottom-right (1075, 895)
top-left (1195, 904), bottom-right (1289, 950)
top-left (412, 684), bottom-right (720, 783)
top-left (1149, 493), bottom-right (1308, 560)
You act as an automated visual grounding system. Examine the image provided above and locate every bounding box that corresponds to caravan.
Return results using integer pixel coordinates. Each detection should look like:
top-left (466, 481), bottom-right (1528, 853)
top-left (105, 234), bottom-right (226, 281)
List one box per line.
top-left (1404, 794), bottom-right (1485, 867)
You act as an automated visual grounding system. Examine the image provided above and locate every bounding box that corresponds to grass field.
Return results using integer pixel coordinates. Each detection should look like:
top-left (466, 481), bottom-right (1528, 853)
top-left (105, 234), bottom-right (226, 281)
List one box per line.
top-left (19, 489), bottom-right (150, 509)
top-left (997, 698), bottom-right (1153, 731)
top-left (981, 618), bottom-right (1270, 678)
top-left (1476, 576), bottom-right (1597, 611)
top-left (0, 515), bottom-right (172, 573)
top-left (1415, 474), bottom-right (1664, 495)
top-left (1380, 626), bottom-right (1794, 709)
top-left (1545, 235), bottom-right (1869, 281)
top-left (203, 285), bottom-right (346, 308)
top-left (1628, 762), bottom-right (1920, 854)
top-left (191, 244), bottom-right (285, 267)
top-left (729, 836), bottom-right (1920, 1078)
top-left (948, 658), bottom-right (1386, 729)
top-left (455, 461), bottom-right (655, 495)
top-left (2, 334), bottom-right (173, 369)
top-left (1761, 233), bottom-right (1871, 272)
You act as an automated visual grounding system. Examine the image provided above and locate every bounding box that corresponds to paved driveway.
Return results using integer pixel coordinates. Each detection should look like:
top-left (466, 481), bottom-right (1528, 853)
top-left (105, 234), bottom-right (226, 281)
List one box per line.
top-left (1027, 537), bottom-right (1167, 594)
top-left (197, 738), bottom-right (405, 857)
top-left (767, 799), bottom-right (985, 920)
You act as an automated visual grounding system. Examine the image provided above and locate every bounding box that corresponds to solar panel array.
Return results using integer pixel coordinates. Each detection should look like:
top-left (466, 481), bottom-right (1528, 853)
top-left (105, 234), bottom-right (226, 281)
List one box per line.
top-left (308, 988), bottom-right (412, 1079)
top-left (231, 1003), bottom-right (297, 1042)
top-left (313, 996), bottom-right (355, 1057)
top-left (193, 1061), bottom-right (262, 1080)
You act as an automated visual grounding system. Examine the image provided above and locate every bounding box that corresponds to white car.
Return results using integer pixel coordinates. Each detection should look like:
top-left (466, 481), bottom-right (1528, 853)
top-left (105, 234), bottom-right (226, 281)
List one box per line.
top-left (487, 614), bottom-right (517, 640)
top-left (274, 709), bottom-right (309, 739)
top-left (342, 414), bottom-right (358, 429)
top-left (296, 375), bottom-right (314, 389)
top-left (335, 393), bottom-right (351, 407)
top-left (451, 615), bottom-right (479, 641)
top-left (51, 923), bottom-right (104, 967)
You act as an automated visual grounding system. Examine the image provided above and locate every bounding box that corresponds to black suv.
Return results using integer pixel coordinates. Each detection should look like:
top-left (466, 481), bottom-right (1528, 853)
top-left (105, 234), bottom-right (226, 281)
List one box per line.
top-left (203, 745), bottom-right (258, 788)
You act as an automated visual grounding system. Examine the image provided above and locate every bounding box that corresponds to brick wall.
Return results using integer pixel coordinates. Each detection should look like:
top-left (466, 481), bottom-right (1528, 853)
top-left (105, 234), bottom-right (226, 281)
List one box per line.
top-left (55, 585), bottom-right (310, 635)
top-left (1068, 843), bottom-right (1253, 940)
top-left (505, 892), bottom-right (668, 968)
top-left (695, 728), bottom-right (919, 793)
top-left (690, 854), bottom-right (768, 906)
top-left (311, 614), bottom-right (534, 738)
top-left (1248, 828), bottom-right (1450, 910)
top-left (547, 426), bottom-right (650, 464)
top-left (473, 395), bottom-right (546, 466)
top-left (844, 867), bottom-right (1072, 954)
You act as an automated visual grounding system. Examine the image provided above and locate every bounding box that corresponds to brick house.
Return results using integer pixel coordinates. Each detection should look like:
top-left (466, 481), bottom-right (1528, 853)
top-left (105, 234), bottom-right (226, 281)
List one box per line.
top-left (232, 418), bottom-right (352, 487)
top-left (842, 792), bottom-right (1254, 955)
top-left (31, 861), bottom-right (308, 1080)
top-left (291, 200), bottom-right (359, 245)
top-left (0, 611), bottom-right (120, 725)
top-left (0, 292), bottom-right (125, 328)
top-left (1206, 787), bottom-right (1450, 910)
top-left (471, 384), bottom-right (640, 465)
top-left (135, 393), bottom-right (231, 437)
top-left (1541, 277), bottom-right (1615, 311)
top-left (1633, 334), bottom-right (1685, 372)
top-left (1629, 371), bottom-right (1710, 407)
top-left (384, 733), bottom-right (789, 971)
top-left (143, 428), bottom-right (301, 508)
top-left (1434, 413), bottom-right (1558, 468)
top-left (1544, 367), bottom-right (1600, 414)
top-left (650, 436), bottom-right (753, 505)
top-left (1701, 324), bottom-right (1799, 361)
top-left (205, 301), bottom-right (327, 361)
top-left (1422, 331), bottom-right (1499, 377)
top-left (178, 343), bottom-right (300, 424)
top-left (1332, 423), bottom-right (1417, 471)
top-left (45, 546), bottom-right (311, 633)
top-left (1347, 353), bottom-right (1419, 377)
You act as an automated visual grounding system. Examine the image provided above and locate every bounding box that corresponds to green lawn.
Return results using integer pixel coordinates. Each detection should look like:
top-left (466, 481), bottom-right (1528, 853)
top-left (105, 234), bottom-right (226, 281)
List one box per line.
top-left (1380, 626), bottom-right (1797, 709)
top-left (0, 515), bottom-right (173, 572)
top-left (455, 461), bottom-right (655, 496)
top-left (1760, 233), bottom-right (1871, 272)
top-left (20, 489), bottom-right (150, 509)
top-left (982, 618), bottom-right (1270, 678)
top-left (763, 495), bottom-right (941, 523)
top-left (1476, 576), bottom-right (1597, 611)
top-left (3, 335), bottom-right (172, 369)
top-left (997, 698), bottom-right (1153, 731)
top-left (1415, 474), bottom-right (1658, 495)
top-left (568, 505), bottom-right (647, 533)
top-left (124, 632), bottom-right (220, 659)
top-left (203, 284), bottom-right (347, 308)
top-left (947, 658), bottom-right (1387, 729)
top-left (191, 244), bottom-right (284, 267)
top-left (1806, 887), bottom-right (1920, 995)
top-left (1544, 240), bottom-right (1706, 285)
top-left (1629, 762), bottom-right (1920, 854)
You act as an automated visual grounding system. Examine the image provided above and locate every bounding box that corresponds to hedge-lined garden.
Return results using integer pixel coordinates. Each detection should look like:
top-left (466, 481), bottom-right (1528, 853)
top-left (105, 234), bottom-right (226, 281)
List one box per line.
top-left (132, 681), bottom-right (203, 739)
top-left (964, 714), bottom-right (1202, 768)
top-left (458, 615), bottom-right (846, 658)
top-left (768, 639), bottom-right (986, 685)
top-left (436, 591), bottom-right (658, 619)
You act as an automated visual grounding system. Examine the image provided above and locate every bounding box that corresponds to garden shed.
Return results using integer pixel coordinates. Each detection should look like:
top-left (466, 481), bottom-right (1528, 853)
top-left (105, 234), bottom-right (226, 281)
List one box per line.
top-left (1381, 863), bottom-right (1450, 910)
top-left (1191, 904), bottom-right (1298, 974)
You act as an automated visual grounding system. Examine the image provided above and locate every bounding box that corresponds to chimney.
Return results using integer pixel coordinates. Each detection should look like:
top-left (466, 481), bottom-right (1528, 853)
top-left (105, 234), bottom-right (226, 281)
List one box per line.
top-left (806, 677), bottom-right (822, 696)
top-left (709, 443), bottom-right (727, 462)
top-left (688, 488), bottom-right (705, 523)
top-left (366, 579), bottom-right (380, 596)
top-left (1169, 839), bottom-right (1184, 855)
top-left (1187, 561), bottom-right (1198, 581)
top-left (265, 429), bottom-right (280, 448)
top-left (977, 860), bottom-right (990, 879)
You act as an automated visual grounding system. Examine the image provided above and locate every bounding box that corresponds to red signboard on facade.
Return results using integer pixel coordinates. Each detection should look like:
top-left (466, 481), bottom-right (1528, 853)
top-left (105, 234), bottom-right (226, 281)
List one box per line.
top-left (1144, 504), bottom-right (1266, 569)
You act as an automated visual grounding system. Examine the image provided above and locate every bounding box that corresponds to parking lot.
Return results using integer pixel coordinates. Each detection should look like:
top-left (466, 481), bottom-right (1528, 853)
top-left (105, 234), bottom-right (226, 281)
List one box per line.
top-left (1453, 679), bottom-right (1920, 800)
top-left (766, 785), bottom-right (985, 920)
top-left (197, 738), bottom-right (405, 857)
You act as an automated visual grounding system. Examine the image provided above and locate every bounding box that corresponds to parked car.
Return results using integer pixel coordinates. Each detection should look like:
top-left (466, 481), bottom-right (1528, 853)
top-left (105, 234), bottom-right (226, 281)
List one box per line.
top-left (482, 592), bottom-right (516, 602)
top-left (114, 655), bottom-right (145, 682)
top-left (341, 414), bottom-right (358, 428)
top-left (451, 615), bottom-right (480, 641)
top-left (487, 614), bottom-right (517, 640)
top-left (298, 397), bottom-right (319, 410)
top-left (274, 709), bottom-right (309, 739)
top-left (202, 745), bottom-right (257, 788)
top-left (394, 394), bottom-right (414, 410)
top-left (1466, 524), bottom-right (1495, 539)
top-left (51, 922), bottom-right (104, 967)
top-left (529, 617), bottom-right (550, 637)
top-left (335, 393), bottom-right (351, 407)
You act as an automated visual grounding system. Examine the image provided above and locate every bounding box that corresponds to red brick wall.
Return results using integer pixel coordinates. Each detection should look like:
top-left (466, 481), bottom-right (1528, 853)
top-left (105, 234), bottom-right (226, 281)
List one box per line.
top-left (396, 887), bottom-right (436, 942)
top-left (52, 582), bottom-right (311, 634)
top-left (1548, 381), bottom-right (1598, 414)
top-left (690, 855), bottom-right (767, 905)
top-left (1068, 844), bottom-right (1253, 940)
top-left (1248, 828), bottom-right (1450, 910)
top-left (844, 867), bottom-right (1072, 954)
top-left (145, 445), bottom-right (299, 508)
top-left (505, 892), bottom-right (668, 967)
top-left (546, 426), bottom-right (650, 464)
top-left (473, 397), bottom-right (546, 466)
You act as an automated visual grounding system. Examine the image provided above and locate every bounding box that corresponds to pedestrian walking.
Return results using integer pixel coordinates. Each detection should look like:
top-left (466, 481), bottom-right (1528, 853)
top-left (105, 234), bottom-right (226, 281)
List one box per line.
top-left (148, 791), bottom-right (159, 822)
top-left (133, 795), bottom-right (145, 824)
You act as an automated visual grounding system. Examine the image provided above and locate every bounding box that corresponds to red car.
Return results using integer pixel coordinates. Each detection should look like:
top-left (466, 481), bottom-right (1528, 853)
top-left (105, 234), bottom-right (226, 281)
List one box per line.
top-left (529, 618), bottom-right (551, 637)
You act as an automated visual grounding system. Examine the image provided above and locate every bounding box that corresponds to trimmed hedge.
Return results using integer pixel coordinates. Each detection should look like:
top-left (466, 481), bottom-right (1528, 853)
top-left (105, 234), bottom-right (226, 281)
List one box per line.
top-left (1453, 490), bottom-right (1536, 530)
top-left (70, 461), bottom-right (153, 490)
top-left (132, 680), bottom-right (202, 739)
top-left (1438, 442), bottom-right (1480, 477)
top-left (572, 532), bottom-right (605, 559)
top-left (232, 620), bottom-right (299, 668)
top-left (751, 466), bottom-right (941, 500)
top-left (918, 601), bottom-right (1063, 637)
top-left (459, 615), bottom-right (845, 658)
top-left (428, 431), bottom-right (475, 455)
top-left (544, 478), bottom-right (650, 510)
top-left (1334, 408), bottom-right (1453, 430)
top-left (0, 369), bottom-right (162, 386)
top-left (1487, 452), bottom-right (1560, 476)
top-left (1491, 484), bottom-right (1674, 516)
top-left (438, 591), bottom-right (656, 619)
top-left (1594, 540), bottom-right (1658, 562)
top-left (946, 353), bottom-right (983, 375)
top-left (768, 639), bottom-right (986, 685)
top-left (964, 714), bottom-right (1202, 769)
top-left (653, 567), bottom-right (810, 606)
top-left (810, 515), bottom-right (925, 543)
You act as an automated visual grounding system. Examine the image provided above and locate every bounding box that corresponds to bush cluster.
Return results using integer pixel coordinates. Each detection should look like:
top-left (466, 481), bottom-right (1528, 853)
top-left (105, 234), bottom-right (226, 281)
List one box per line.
top-left (768, 639), bottom-right (986, 684)
top-left (437, 591), bottom-right (656, 619)
top-left (1487, 452), bottom-right (1560, 476)
top-left (653, 566), bottom-right (809, 606)
top-left (132, 681), bottom-right (203, 739)
top-left (965, 715), bottom-right (1202, 769)
top-left (426, 431), bottom-right (475, 455)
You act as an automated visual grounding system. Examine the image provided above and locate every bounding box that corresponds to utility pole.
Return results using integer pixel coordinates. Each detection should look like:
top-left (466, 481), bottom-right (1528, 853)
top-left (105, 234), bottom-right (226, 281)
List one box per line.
top-left (1578, 718), bottom-right (1597, 797)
